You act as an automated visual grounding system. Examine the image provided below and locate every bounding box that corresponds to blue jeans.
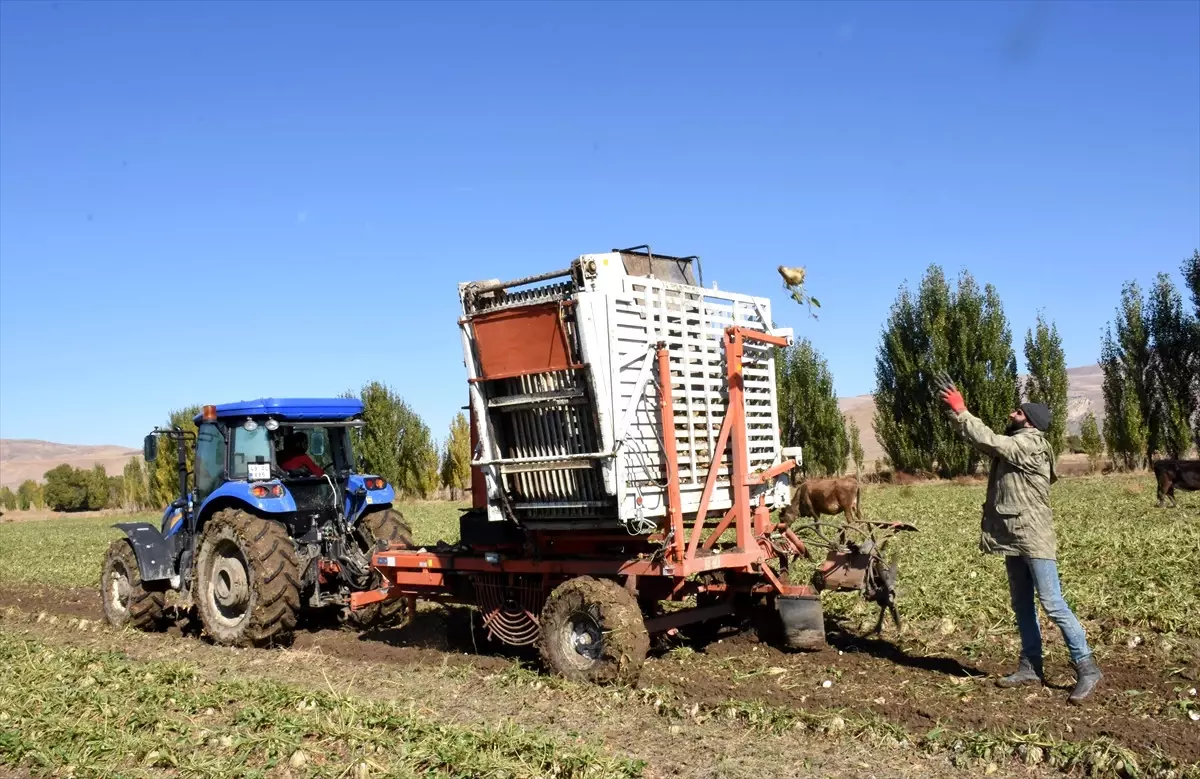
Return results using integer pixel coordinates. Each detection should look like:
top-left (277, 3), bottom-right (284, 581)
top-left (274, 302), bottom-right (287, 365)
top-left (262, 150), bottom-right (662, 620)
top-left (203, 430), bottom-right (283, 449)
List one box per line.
top-left (1005, 556), bottom-right (1092, 664)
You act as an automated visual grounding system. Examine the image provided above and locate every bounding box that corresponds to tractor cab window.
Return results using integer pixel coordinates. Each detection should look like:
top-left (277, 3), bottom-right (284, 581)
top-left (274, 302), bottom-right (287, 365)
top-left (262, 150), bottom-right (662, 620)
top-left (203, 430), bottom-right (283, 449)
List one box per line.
top-left (231, 425), bottom-right (272, 479)
top-left (195, 423), bottom-right (226, 501)
top-left (273, 425), bottom-right (351, 475)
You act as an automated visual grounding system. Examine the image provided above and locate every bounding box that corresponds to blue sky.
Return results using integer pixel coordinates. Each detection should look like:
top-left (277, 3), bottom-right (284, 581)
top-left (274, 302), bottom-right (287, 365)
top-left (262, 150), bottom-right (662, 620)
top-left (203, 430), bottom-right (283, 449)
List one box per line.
top-left (1, 1), bottom-right (1197, 448)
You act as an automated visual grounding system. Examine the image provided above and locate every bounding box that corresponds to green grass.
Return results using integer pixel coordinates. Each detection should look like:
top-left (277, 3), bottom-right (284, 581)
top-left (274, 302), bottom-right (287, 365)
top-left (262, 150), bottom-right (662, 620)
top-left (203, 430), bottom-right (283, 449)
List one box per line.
top-left (397, 500), bottom-right (464, 546)
top-left (0, 631), bottom-right (642, 779)
top-left (810, 473), bottom-right (1200, 641)
top-left (0, 502), bottom-right (465, 589)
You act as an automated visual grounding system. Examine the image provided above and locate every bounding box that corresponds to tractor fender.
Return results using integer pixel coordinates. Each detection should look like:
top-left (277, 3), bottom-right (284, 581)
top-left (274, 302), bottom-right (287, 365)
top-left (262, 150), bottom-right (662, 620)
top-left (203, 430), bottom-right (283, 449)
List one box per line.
top-left (196, 482), bottom-right (298, 520)
top-left (345, 474), bottom-right (396, 524)
top-left (113, 523), bottom-right (176, 583)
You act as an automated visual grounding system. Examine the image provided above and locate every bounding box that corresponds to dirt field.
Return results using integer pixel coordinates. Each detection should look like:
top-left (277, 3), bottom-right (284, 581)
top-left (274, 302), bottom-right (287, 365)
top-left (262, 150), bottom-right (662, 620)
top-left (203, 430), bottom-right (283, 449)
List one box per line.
top-left (2, 478), bottom-right (1197, 778)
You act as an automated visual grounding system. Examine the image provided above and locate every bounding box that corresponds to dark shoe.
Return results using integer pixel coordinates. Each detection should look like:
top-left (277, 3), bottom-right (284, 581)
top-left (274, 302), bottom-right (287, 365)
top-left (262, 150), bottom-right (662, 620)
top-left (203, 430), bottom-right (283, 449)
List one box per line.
top-left (1068, 656), bottom-right (1102, 704)
top-left (996, 656), bottom-right (1044, 688)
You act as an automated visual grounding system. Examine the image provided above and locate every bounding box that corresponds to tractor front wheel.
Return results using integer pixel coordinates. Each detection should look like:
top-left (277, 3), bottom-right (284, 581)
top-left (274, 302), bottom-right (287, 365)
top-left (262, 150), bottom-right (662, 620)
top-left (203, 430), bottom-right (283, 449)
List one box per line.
top-left (100, 539), bottom-right (165, 631)
top-left (348, 508), bottom-right (414, 630)
top-left (194, 510), bottom-right (301, 647)
top-left (538, 576), bottom-right (648, 685)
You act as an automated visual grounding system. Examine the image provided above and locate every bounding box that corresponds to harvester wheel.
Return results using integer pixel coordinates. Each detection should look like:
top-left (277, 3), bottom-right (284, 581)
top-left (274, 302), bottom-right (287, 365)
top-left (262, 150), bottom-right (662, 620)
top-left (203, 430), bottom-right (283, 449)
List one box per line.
top-left (194, 509), bottom-right (301, 648)
top-left (348, 508), bottom-right (414, 630)
top-left (100, 539), bottom-right (165, 631)
top-left (538, 576), bottom-right (649, 685)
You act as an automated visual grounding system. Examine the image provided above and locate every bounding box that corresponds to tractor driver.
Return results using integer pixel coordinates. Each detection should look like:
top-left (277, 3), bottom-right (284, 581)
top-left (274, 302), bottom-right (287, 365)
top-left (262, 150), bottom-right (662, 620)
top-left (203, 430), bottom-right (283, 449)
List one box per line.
top-left (278, 431), bottom-right (325, 478)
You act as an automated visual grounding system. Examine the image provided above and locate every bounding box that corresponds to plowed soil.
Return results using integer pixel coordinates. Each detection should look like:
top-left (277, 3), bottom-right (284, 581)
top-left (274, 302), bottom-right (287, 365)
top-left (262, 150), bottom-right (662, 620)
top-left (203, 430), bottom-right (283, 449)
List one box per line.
top-left (3, 582), bottom-right (1197, 773)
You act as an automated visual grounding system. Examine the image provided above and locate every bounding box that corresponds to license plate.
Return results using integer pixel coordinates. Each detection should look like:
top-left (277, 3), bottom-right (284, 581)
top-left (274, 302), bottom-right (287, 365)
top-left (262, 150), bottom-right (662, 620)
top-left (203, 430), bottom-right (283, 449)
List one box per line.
top-left (248, 463), bottom-right (271, 481)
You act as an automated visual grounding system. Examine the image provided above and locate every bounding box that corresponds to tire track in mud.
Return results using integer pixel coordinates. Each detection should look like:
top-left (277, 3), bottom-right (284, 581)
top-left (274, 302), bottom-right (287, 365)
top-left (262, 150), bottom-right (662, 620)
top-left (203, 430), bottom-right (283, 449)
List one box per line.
top-left (4, 583), bottom-right (1197, 769)
top-left (642, 629), bottom-right (1200, 768)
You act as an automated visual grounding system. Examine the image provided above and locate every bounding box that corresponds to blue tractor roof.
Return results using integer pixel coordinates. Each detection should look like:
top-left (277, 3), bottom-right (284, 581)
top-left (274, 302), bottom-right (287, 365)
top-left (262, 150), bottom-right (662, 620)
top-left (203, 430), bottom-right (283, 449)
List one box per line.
top-left (195, 398), bottom-right (364, 423)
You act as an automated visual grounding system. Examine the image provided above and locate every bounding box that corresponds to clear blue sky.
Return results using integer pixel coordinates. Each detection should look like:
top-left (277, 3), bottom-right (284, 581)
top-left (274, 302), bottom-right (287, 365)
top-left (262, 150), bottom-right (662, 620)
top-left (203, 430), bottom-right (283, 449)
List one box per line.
top-left (1, 1), bottom-right (1197, 448)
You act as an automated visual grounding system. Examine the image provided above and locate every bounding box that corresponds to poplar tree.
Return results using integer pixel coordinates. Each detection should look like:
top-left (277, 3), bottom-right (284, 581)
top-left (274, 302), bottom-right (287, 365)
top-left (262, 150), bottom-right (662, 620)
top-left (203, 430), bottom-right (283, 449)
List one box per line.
top-left (777, 339), bottom-right (848, 476)
top-left (875, 265), bottom-right (1017, 477)
top-left (1024, 313), bottom-right (1069, 455)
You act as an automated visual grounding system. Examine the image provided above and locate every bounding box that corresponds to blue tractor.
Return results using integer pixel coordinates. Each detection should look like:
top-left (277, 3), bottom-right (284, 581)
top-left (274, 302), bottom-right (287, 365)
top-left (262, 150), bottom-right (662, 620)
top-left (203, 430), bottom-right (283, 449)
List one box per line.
top-left (100, 398), bottom-right (413, 647)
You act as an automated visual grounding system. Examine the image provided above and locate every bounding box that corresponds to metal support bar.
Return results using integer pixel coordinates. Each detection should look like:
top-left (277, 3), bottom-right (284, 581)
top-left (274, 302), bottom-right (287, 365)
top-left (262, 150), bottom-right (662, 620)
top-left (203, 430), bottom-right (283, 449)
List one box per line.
top-left (701, 507), bottom-right (737, 551)
top-left (487, 389), bottom-right (586, 409)
top-left (656, 344), bottom-right (686, 565)
top-left (684, 411), bottom-right (733, 560)
top-left (467, 267), bottom-right (572, 295)
top-left (727, 329), bottom-right (754, 553)
top-left (613, 347), bottom-right (657, 446)
top-left (473, 451), bottom-right (614, 467)
top-left (734, 327), bottom-right (791, 348)
top-left (747, 459), bottom-right (797, 485)
top-left (500, 460), bottom-right (596, 475)
top-left (643, 602), bottom-right (735, 634)
top-left (756, 559), bottom-right (788, 595)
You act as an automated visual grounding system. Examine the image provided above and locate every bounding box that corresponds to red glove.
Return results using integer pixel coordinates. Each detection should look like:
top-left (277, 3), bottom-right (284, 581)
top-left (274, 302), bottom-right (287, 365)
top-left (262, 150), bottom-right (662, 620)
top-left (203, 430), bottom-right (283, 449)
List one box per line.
top-left (936, 369), bottom-right (964, 412)
top-left (940, 386), bottom-right (966, 414)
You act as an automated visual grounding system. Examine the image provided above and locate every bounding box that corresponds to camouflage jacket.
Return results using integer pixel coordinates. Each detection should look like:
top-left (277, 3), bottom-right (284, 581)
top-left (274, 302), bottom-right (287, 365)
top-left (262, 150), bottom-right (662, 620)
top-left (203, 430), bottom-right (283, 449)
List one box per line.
top-left (951, 410), bottom-right (1058, 560)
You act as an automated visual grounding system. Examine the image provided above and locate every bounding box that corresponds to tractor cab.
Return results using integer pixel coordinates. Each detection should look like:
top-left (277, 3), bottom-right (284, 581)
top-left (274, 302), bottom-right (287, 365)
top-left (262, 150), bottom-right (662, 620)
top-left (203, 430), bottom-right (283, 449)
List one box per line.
top-left (184, 398), bottom-right (393, 535)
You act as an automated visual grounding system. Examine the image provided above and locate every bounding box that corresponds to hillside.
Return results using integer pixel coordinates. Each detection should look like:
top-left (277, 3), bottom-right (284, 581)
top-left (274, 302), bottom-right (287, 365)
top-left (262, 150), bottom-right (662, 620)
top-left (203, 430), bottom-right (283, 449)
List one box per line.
top-left (839, 364), bottom-right (1105, 466)
top-left (0, 439), bottom-right (140, 489)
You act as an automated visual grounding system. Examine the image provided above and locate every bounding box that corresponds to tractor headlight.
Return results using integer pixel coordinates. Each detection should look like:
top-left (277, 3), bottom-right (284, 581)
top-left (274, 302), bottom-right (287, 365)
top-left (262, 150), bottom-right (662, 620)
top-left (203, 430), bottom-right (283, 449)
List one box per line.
top-left (265, 418), bottom-right (279, 431)
top-left (243, 418), bottom-right (258, 431)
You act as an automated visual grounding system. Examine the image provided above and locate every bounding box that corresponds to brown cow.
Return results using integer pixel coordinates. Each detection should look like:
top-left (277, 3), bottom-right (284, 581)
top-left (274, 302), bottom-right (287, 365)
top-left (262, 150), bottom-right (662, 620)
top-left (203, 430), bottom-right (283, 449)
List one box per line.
top-left (1153, 459), bottom-right (1200, 508)
top-left (779, 475), bottom-right (862, 526)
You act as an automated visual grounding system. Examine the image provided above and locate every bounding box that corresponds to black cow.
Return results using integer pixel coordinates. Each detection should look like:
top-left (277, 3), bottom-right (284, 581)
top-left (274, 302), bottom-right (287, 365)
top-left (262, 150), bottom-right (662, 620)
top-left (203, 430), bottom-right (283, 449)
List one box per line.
top-left (1152, 459), bottom-right (1200, 508)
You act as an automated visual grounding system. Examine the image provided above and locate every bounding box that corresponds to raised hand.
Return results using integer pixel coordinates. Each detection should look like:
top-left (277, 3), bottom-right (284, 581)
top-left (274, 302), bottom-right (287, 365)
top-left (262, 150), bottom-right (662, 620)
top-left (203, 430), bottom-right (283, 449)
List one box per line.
top-left (934, 370), bottom-right (966, 414)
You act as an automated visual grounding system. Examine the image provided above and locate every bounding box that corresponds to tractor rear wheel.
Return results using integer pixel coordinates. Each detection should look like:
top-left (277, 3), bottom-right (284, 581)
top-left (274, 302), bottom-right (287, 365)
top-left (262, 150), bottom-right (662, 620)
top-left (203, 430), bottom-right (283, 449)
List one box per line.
top-left (100, 539), bottom-right (165, 631)
top-left (348, 508), bottom-right (414, 630)
top-left (194, 509), bottom-right (301, 647)
top-left (538, 576), bottom-right (648, 685)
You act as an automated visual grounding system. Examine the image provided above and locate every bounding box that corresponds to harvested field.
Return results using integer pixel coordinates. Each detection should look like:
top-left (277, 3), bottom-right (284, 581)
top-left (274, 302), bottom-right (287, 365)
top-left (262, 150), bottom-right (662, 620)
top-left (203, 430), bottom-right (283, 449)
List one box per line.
top-left (1, 479), bottom-right (1197, 778)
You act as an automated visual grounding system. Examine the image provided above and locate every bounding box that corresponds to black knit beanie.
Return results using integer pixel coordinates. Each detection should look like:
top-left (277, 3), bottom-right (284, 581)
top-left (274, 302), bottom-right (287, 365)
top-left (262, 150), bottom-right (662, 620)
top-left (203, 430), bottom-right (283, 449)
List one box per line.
top-left (1020, 402), bottom-right (1051, 432)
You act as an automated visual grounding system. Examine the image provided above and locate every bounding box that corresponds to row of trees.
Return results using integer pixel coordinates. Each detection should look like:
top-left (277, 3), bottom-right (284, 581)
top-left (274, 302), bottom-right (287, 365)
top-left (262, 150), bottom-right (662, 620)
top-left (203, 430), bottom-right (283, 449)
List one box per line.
top-left (0, 461), bottom-right (154, 513)
top-left (862, 264), bottom-right (1094, 478)
top-left (0, 480), bottom-right (46, 511)
top-left (343, 382), bottom-right (470, 500)
top-left (39, 464), bottom-right (126, 512)
top-left (1100, 251), bottom-right (1200, 469)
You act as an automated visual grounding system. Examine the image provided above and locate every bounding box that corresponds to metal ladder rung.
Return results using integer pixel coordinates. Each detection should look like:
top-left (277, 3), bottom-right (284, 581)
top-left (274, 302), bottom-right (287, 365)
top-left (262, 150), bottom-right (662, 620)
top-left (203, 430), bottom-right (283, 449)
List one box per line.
top-left (488, 389), bottom-right (586, 409)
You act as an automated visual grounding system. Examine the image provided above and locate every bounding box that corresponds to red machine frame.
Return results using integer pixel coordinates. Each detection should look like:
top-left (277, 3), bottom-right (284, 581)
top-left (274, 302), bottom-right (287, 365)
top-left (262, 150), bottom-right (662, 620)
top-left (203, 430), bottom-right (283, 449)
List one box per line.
top-left (351, 326), bottom-right (824, 639)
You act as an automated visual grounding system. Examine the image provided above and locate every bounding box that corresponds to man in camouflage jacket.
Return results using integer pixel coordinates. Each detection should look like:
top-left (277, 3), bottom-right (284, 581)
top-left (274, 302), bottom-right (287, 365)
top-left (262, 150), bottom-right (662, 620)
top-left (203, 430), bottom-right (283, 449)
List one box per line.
top-left (937, 372), bottom-right (1101, 704)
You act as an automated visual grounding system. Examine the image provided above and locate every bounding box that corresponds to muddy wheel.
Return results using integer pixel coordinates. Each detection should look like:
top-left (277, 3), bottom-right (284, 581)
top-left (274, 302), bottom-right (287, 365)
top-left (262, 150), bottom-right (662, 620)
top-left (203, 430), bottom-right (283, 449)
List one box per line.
top-left (538, 576), bottom-right (649, 685)
top-left (100, 539), bottom-right (165, 631)
top-left (348, 508), bottom-right (414, 630)
top-left (194, 509), bottom-right (301, 647)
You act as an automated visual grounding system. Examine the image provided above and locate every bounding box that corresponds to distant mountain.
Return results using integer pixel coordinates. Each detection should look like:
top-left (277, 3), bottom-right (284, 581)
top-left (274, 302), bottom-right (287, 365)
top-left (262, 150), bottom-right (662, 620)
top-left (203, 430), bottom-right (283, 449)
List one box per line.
top-left (839, 364), bottom-right (1105, 466)
top-left (0, 439), bottom-right (140, 489)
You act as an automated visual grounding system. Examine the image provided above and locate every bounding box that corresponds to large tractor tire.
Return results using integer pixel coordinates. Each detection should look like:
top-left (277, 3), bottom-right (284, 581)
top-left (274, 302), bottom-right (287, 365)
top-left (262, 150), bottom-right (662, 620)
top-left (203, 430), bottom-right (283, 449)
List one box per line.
top-left (348, 508), bottom-right (414, 630)
top-left (194, 509), bottom-right (301, 648)
top-left (100, 539), bottom-right (165, 631)
top-left (538, 576), bottom-right (649, 685)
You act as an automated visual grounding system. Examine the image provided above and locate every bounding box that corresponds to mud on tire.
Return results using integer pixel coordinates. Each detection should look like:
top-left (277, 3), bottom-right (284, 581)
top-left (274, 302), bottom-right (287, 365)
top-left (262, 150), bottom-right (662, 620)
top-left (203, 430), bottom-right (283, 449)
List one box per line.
top-left (348, 508), bottom-right (414, 630)
top-left (100, 538), bottom-right (165, 631)
top-left (194, 509), bottom-right (301, 647)
top-left (538, 576), bottom-right (649, 685)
